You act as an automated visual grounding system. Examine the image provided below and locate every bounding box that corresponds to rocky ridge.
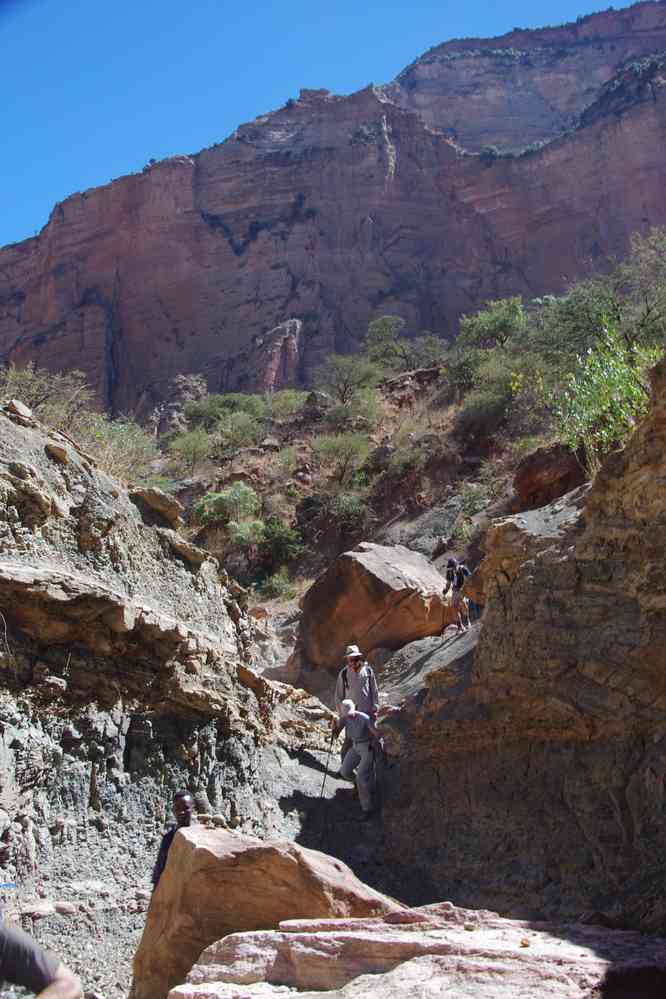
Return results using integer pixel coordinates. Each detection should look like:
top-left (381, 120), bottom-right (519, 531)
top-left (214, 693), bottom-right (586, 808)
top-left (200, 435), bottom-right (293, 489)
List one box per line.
top-left (0, 399), bottom-right (341, 997)
top-left (3, 5), bottom-right (666, 409)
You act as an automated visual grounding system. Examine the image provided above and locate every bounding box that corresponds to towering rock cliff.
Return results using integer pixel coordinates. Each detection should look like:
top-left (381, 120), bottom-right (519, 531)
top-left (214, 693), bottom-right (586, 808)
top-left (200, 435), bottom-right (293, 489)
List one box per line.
top-left (2, 2), bottom-right (666, 411)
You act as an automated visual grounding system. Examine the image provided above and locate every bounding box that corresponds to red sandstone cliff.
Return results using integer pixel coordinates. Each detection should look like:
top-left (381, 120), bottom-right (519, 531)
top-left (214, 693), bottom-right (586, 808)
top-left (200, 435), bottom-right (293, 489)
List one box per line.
top-left (1, 2), bottom-right (666, 411)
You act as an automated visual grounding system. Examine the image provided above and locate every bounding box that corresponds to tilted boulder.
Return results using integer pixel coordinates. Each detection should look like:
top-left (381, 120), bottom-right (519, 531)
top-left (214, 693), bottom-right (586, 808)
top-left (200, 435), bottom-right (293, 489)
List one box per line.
top-left (296, 542), bottom-right (449, 674)
top-left (131, 825), bottom-right (402, 999)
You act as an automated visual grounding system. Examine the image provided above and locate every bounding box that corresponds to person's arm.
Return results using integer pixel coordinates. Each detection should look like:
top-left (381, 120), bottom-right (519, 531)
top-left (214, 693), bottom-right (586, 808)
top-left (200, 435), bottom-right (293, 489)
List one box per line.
top-left (0, 926), bottom-right (81, 999)
top-left (37, 964), bottom-right (82, 999)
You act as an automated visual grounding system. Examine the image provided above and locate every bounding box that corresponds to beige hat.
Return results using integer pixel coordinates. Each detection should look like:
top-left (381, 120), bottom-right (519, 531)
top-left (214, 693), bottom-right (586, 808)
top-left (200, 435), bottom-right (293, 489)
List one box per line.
top-left (345, 644), bottom-right (363, 659)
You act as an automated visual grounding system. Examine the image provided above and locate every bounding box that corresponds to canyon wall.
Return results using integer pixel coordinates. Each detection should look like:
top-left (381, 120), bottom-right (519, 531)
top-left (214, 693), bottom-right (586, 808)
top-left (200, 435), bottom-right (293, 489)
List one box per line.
top-left (1, 3), bottom-right (666, 411)
top-left (377, 357), bottom-right (666, 930)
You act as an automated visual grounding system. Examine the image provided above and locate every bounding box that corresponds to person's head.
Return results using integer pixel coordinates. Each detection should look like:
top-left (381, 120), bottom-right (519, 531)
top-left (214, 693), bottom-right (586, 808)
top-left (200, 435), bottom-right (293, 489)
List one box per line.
top-left (345, 644), bottom-right (364, 670)
top-left (447, 557), bottom-right (458, 569)
top-left (173, 790), bottom-right (194, 827)
top-left (339, 698), bottom-right (356, 719)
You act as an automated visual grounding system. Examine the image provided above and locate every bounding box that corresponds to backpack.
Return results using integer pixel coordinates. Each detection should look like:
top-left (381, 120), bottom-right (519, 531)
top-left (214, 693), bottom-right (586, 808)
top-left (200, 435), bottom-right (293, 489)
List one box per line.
top-left (447, 565), bottom-right (470, 590)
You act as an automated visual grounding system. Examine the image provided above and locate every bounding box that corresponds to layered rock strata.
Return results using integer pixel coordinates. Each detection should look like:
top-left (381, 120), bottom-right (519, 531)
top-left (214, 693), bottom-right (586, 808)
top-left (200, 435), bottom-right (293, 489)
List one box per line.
top-left (2, 5), bottom-right (666, 409)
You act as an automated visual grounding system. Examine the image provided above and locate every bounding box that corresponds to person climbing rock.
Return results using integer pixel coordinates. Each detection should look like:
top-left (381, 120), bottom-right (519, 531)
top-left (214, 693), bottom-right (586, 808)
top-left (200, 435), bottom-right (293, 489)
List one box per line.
top-left (333, 645), bottom-right (379, 764)
top-left (334, 699), bottom-right (383, 820)
top-left (152, 789), bottom-right (196, 889)
top-left (443, 557), bottom-right (471, 633)
top-left (0, 923), bottom-right (81, 999)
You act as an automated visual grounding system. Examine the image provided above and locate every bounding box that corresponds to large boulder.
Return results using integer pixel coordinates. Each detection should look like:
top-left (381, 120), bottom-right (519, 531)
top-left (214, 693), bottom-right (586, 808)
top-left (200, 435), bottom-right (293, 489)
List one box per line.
top-left (131, 826), bottom-right (402, 999)
top-left (297, 543), bottom-right (448, 673)
top-left (511, 442), bottom-right (585, 512)
top-left (170, 902), bottom-right (666, 999)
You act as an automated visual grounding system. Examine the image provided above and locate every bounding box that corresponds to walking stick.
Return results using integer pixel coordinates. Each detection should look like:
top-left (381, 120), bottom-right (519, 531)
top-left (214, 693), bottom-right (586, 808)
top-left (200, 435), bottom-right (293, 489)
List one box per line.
top-left (319, 727), bottom-right (336, 800)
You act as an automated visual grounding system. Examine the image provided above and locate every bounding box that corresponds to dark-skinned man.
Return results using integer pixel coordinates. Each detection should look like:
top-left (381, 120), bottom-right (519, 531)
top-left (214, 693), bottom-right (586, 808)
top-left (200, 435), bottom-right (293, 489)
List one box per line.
top-left (152, 789), bottom-right (196, 890)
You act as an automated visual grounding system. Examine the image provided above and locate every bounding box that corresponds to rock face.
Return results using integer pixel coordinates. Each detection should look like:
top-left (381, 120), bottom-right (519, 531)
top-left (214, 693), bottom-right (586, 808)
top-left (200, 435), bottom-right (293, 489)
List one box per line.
top-left (219, 318), bottom-right (304, 393)
top-left (170, 901), bottom-right (666, 999)
top-left (131, 825), bottom-right (402, 999)
top-left (295, 542), bottom-right (447, 676)
top-left (511, 442), bottom-right (586, 512)
top-left (389, 1), bottom-right (666, 150)
top-left (375, 358), bottom-right (666, 930)
top-left (3, 6), bottom-right (666, 410)
top-left (0, 401), bottom-right (345, 996)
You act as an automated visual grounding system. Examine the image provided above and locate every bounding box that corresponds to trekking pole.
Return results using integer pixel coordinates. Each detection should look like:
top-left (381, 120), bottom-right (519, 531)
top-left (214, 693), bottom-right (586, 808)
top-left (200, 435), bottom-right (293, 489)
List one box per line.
top-left (319, 727), bottom-right (336, 799)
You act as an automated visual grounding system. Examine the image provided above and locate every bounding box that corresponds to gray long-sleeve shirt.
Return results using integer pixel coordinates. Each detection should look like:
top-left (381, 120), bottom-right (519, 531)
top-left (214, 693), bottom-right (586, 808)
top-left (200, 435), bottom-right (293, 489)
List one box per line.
top-left (334, 662), bottom-right (379, 717)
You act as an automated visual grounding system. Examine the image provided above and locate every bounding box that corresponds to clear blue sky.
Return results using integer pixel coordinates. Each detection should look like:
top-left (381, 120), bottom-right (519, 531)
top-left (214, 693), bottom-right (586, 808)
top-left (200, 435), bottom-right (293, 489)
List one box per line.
top-left (1, 0), bottom-right (637, 247)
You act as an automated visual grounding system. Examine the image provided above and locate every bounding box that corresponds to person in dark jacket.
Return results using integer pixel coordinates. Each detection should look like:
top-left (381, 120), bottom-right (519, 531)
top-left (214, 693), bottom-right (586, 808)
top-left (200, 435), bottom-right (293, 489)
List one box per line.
top-left (152, 789), bottom-right (195, 889)
top-left (443, 557), bottom-right (471, 633)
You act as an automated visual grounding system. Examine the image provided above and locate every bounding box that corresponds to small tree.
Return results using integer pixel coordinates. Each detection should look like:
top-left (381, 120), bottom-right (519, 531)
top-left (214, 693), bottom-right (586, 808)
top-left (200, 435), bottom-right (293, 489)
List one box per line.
top-left (218, 410), bottom-right (262, 448)
top-left (259, 517), bottom-right (304, 569)
top-left (312, 433), bottom-right (370, 485)
top-left (168, 428), bottom-right (212, 471)
top-left (0, 362), bottom-right (95, 430)
top-left (194, 482), bottom-right (260, 524)
top-left (458, 297), bottom-right (526, 350)
top-left (365, 317), bottom-right (446, 372)
top-left (316, 354), bottom-right (380, 404)
top-left (554, 325), bottom-right (662, 475)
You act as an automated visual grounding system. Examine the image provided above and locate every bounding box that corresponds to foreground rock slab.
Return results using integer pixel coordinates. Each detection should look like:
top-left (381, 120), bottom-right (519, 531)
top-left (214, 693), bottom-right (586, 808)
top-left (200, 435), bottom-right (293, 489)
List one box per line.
top-left (131, 826), bottom-right (402, 999)
top-left (170, 902), bottom-right (666, 999)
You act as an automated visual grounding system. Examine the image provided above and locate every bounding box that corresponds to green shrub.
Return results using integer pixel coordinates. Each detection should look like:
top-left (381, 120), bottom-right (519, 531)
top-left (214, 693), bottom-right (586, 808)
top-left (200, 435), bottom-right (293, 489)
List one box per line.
top-left (218, 409), bottom-right (262, 448)
top-left (0, 362), bottom-right (95, 429)
top-left (312, 433), bottom-right (371, 485)
top-left (315, 354), bottom-right (380, 404)
top-left (193, 483), bottom-right (260, 524)
top-left (257, 567), bottom-right (297, 599)
top-left (351, 387), bottom-right (382, 426)
top-left (269, 390), bottom-right (308, 418)
top-left (167, 428), bottom-right (213, 471)
top-left (459, 483), bottom-right (487, 517)
top-left (323, 404), bottom-right (354, 430)
top-left (554, 326), bottom-right (662, 475)
top-left (227, 518), bottom-right (265, 549)
top-left (77, 414), bottom-right (160, 483)
top-left (454, 386), bottom-right (510, 442)
top-left (185, 392), bottom-right (269, 429)
top-left (326, 492), bottom-right (371, 532)
top-left (277, 446), bottom-right (299, 472)
top-left (259, 517), bottom-right (305, 569)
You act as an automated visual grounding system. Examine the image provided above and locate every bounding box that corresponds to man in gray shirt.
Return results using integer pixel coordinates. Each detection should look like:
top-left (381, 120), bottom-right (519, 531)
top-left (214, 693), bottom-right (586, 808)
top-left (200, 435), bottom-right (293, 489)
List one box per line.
top-left (333, 644), bottom-right (379, 763)
top-left (335, 699), bottom-right (381, 819)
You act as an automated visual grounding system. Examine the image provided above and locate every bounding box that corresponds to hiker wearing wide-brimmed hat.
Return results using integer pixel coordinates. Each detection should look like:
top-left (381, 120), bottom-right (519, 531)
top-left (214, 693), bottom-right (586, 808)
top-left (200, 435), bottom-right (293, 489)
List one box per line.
top-left (333, 644), bottom-right (379, 764)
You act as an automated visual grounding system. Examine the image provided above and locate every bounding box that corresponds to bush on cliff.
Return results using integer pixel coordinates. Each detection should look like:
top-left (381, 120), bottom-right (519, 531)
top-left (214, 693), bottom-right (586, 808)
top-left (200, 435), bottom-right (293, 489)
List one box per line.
top-left (554, 325), bottom-right (662, 475)
top-left (312, 433), bottom-right (371, 486)
top-left (193, 483), bottom-right (260, 525)
top-left (168, 428), bottom-right (213, 471)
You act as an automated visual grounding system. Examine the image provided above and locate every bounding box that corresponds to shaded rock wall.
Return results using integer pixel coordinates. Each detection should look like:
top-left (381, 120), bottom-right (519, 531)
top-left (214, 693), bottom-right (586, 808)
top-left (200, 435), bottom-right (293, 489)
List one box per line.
top-left (378, 358), bottom-right (666, 930)
top-left (2, 5), bottom-right (666, 409)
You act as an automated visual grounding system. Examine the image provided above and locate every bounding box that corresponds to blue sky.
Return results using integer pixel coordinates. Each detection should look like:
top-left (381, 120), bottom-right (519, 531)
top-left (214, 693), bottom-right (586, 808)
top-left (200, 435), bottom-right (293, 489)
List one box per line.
top-left (1, 0), bottom-right (637, 247)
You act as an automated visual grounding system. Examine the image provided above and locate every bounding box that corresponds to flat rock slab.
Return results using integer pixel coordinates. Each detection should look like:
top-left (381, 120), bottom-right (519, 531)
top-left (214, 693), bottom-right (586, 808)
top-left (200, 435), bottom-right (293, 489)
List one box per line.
top-left (170, 903), bottom-right (666, 999)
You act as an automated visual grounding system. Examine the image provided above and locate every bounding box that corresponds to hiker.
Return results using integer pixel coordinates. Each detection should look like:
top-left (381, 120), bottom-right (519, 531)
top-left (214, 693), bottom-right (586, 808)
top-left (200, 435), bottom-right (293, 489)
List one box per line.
top-left (333, 645), bottom-right (379, 764)
top-left (443, 556), bottom-right (471, 633)
top-left (152, 789), bottom-right (196, 889)
top-left (0, 923), bottom-right (81, 999)
top-left (335, 699), bottom-right (383, 820)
